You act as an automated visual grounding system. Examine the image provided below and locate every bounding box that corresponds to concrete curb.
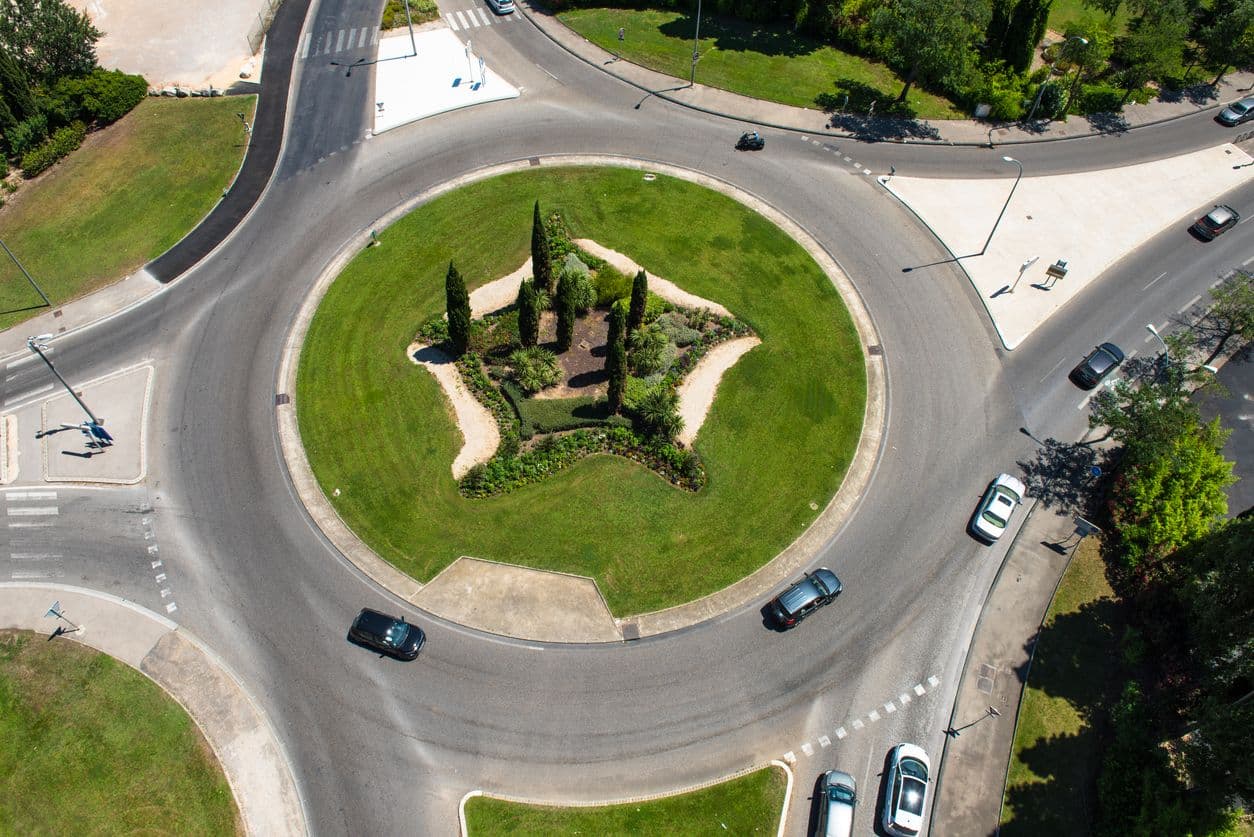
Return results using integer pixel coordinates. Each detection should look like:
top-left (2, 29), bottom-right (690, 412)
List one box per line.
top-left (519, 0), bottom-right (1250, 147)
top-left (275, 155), bottom-right (886, 643)
top-left (0, 583), bottom-right (308, 836)
top-left (457, 760), bottom-right (794, 836)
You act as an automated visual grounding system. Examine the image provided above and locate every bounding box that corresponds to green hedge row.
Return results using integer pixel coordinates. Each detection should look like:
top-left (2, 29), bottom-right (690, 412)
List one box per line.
top-left (20, 121), bottom-right (85, 177)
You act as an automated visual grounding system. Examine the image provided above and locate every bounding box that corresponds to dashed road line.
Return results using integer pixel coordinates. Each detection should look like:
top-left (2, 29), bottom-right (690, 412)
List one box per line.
top-left (928, 675), bottom-right (940, 688)
top-left (1039, 356), bottom-right (1067, 383)
top-left (898, 693), bottom-right (911, 705)
top-left (1143, 271), bottom-right (1167, 290)
top-left (818, 735), bottom-right (831, 748)
top-left (1179, 294), bottom-right (1202, 314)
top-left (913, 683), bottom-right (926, 696)
top-left (7, 506), bottom-right (57, 516)
top-left (852, 718), bottom-right (864, 730)
top-left (4, 491), bottom-right (57, 501)
top-left (835, 726), bottom-right (847, 739)
top-left (868, 709), bottom-right (880, 722)
top-left (884, 701), bottom-right (896, 714)
top-left (801, 742), bottom-right (814, 756)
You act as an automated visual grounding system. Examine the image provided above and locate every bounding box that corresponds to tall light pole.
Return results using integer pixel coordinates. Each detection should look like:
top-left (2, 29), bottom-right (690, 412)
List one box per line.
top-left (0, 238), bottom-right (52, 308)
top-left (977, 156), bottom-right (1023, 257)
top-left (26, 334), bottom-right (101, 426)
top-left (1145, 323), bottom-right (1169, 361)
top-left (1061, 36), bottom-right (1090, 118)
top-left (689, 0), bottom-right (702, 88)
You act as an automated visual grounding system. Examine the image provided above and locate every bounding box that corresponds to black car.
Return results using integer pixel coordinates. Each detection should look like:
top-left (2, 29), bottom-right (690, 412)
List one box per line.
top-left (1069, 342), bottom-right (1125, 390)
top-left (1190, 205), bottom-right (1240, 241)
top-left (767, 568), bottom-right (842, 629)
top-left (348, 608), bottom-right (425, 660)
top-left (736, 130), bottom-right (765, 150)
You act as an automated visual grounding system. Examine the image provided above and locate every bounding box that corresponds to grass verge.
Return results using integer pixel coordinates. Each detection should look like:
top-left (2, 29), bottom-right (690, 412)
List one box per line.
top-left (0, 629), bottom-right (240, 833)
top-left (557, 7), bottom-right (965, 119)
top-left (0, 96), bottom-right (254, 332)
top-left (464, 766), bottom-right (786, 835)
top-left (296, 166), bottom-right (865, 615)
top-left (999, 537), bottom-right (1126, 835)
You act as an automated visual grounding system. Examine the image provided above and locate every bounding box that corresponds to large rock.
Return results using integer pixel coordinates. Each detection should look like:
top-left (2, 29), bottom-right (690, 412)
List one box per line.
top-left (562, 252), bottom-right (589, 276)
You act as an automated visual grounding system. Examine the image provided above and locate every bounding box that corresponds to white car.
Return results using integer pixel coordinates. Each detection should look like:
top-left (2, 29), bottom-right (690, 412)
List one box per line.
top-left (969, 473), bottom-right (1026, 543)
top-left (817, 769), bottom-right (856, 837)
top-left (882, 743), bottom-right (931, 836)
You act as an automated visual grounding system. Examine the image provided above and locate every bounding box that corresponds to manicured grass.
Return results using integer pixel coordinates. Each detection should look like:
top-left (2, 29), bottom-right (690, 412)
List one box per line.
top-left (297, 167), bottom-right (864, 615)
top-left (558, 8), bottom-right (965, 119)
top-left (464, 766), bottom-right (786, 835)
top-left (1045, 0), bottom-right (1128, 36)
top-left (0, 630), bottom-right (239, 833)
top-left (1000, 538), bottom-right (1126, 836)
top-left (0, 96), bottom-right (253, 332)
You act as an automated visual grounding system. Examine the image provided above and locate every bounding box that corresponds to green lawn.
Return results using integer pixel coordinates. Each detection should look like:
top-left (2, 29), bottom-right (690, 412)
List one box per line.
top-left (0, 630), bottom-right (239, 833)
top-left (558, 8), bottom-right (965, 119)
top-left (296, 167), bottom-right (865, 615)
top-left (1000, 538), bottom-right (1126, 835)
top-left (465, 766), bottom-right (786, 835)
top-left (0, 96), bottom-right (254, 332)
top-left (1045, 0), bottom-right (1128, 36)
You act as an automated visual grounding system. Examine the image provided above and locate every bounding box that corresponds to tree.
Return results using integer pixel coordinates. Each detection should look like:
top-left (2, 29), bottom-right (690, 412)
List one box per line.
top-left (605, 306), bottom-right (627, 414)
top-left (0, 0), bottom-right (101, 84)
top-left (990, 0), bottom-right (1052, 74)
top-left (1087, 377), bottom-right (1200, 450)
top-left (1201, 270), bottom-right (1254, 363)
top-left (0, 48), bottom-right (36, 123)
top-left (871, 0), bottom-right (991, 103)
top-left (445, 262), bottom-right (471, 356)
top-left (530, 200), bottom-right (553, 296)
top-left (554, 270), bottom-right (576, 352)
top-left (634, 385), bottom-right (683, 439)
top-left (516, 279), bottom-right (539, 348)
top-left (627, 269), bottom-right (647, 333)
top-left (1195, 0), bottom-right (1254, 85)
top-left (1115, 2), bottom-right (1190, 99)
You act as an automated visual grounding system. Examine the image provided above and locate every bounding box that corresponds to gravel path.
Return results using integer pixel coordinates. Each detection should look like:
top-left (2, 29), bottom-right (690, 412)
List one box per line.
top-left (407, 342), bottom-right (499, 479)
top-left (675, 336), bottom-right (761, 446)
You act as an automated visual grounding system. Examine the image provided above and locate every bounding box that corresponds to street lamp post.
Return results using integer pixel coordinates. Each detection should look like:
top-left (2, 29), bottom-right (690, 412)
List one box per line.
top-left (26, 334), bottom-right (101, 426)
top-left (1145, 323), bottom-right (1218, 384)
top-left (689, 0), bottom-right (702, 88)
top-left (977, 156), bottom-right (1023, 257)
top-left (0, 238), bottom-right (52, 308)
top-left (1061, 36), bottom-right (1090, 118)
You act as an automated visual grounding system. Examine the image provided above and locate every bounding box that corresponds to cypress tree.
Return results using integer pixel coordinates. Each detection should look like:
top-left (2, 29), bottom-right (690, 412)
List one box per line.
top-left (0, 94), bottom-right (15, 137)
top-left (627, 270), bottom-right (647, 334)
top-left (605, 304), bottom-right (627, 414)
top-left (1002, 0), bottom-right (1050, 74)
top-left (606, 301), bottom-right (625, 350)
top-left (516, 279), bottom-right (539, 347)
top-left (531, 200), bottom-right (553, 296)
top-left (555, 271), bottom-right (576, 353)
top-left (0, 49), bottom-right (36, 122)
top-left (445, 261), bottom-right (471, 356)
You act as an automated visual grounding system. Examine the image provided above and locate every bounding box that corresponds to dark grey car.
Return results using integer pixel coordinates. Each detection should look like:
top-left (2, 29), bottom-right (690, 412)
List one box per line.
top-left (348, 608), bottom-right (425, 660)
top-left (1217, 96), bottom-right (1254, 126)
top-left (1070, 342), bottom-right (1125, 389)
top-left (767, 568), bottom-right (842, 629)
top-left (1191, 205), bottom-right (1240, 240)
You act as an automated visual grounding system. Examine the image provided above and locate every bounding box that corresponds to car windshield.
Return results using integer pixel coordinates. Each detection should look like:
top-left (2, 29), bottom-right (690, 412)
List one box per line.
top-left (1089, 350), bottom-right (1116, 374)
top-left (385, 622), bottom-right (409, 647)
top-left (828, 784), bottom-right (855, 804)
top-left (900, 756), bottom-right (928, 780)
top-left (900, 776), bottom-right (926, 815)
top-left (1232, 101), bottom-right (1252, 115)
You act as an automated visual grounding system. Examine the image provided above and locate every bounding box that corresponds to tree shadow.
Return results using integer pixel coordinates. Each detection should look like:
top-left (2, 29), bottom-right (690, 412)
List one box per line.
top-left (1001, 730), bottom-right (1099, 836)
top-left (1156, 81), bottom-right (1218, 105)
top-left (1016, 437), bottom-right (1099, 515)
top-left (657, 13), bottom-right (822, 59)
top-left (1086, 112), bottom-right (1130, 134)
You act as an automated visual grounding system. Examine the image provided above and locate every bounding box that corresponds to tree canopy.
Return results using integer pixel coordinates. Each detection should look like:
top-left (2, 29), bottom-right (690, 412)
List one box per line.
top-left (0, 0), bottom-right (101, 84)
top-left (871, 0), bottom-right (991, 102)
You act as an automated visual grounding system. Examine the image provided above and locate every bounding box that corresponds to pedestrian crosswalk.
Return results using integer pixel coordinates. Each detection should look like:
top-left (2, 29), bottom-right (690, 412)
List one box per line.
top-left (5, 490), bottom-right (62, 579)
top-left (445, 7), bottom-right (517, 31)
top-left (298, 8), bottom-right (516, 61)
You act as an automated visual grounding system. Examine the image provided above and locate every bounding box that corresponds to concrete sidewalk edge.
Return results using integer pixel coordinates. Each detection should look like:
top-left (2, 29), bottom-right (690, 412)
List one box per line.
top-left (0, 583), bottom-right (308, 836)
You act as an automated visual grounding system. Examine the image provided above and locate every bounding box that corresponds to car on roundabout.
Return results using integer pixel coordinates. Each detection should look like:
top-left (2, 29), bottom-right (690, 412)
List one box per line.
top-left (1190, 204), bottom-right (1240, 240)
top-left (767, 568), bottom-right (842, 629)
top-left (348, 608), bottom-right (426, 660)
top-left (1069, 342), bottom-right (1125, 390)
top-left (736, 130), bottom-right (765, 150)
top-left (816, 769), bottom-right (856, 837)
top-left (882, 743), bottom-right (931, 836)
top-left (1216, 96), bottom-right (1254, 126)
top-left (969, 473), bottom-right (1026, 544)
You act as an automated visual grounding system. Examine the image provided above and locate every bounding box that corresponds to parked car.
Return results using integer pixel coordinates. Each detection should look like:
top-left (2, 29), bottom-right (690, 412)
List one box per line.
top-left (1190, 204), bottom-right (1240, 240)
top-left (736, 130), bottom-right (765, 150)
top-left (816, 770), bottom-right (856, 837)
top-left (969, 473), bottom-right (1026, 543)
top-left (485, 0), bottom-right (514, 13)
top-left (766, 568), bottom-right (842, 628)
top-left (1217, 96), bottom-right (1254, 126)
top-left (1069, 342), bottom-right (1125, 389)
top-left (348, 608), bottom-right (425, 660)
top-left (881, 744), bottom-right (930, 836)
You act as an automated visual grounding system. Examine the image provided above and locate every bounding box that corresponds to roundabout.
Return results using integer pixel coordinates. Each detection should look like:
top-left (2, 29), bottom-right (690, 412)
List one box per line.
top-left (282, 160), bottom-right (885, 639)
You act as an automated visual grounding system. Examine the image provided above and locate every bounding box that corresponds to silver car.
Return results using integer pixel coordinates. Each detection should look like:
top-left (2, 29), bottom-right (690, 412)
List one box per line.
top-left (1217, 96), bottom-right (1254, 126)
top-left (816, 770), bottom-right (856, 837)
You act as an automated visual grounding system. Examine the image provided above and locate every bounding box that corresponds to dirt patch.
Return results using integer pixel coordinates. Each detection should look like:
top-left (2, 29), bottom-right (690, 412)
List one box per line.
top-left (533, 309), bottom-right (611, 399)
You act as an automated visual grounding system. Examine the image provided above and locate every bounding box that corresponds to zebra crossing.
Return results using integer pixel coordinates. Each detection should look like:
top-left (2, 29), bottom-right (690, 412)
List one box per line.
top-left (445, 7), bottom-right (518, 31)
top-left (5, 490), bottom-right (62, 579)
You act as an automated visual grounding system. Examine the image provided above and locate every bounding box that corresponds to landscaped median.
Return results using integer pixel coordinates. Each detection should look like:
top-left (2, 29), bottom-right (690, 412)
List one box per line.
top-left (296, 166), bottom-right (866, 617)
top-left (999, 537), bottom-right (1125, 834)
top-left (0, 96), bottom-right (254, 331)
top-left (0, 629), bottom-right (240, 833)
top-left (463, 764), bottom-right (788, 835)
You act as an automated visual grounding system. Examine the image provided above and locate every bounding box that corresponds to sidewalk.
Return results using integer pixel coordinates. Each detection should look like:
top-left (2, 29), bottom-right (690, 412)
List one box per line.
top-left (929, 503), bottom-right (1079, 836)
top-left (519, 0), bottom-right (1254, 146)
top-left (0, 583), bottom-right (307, 836)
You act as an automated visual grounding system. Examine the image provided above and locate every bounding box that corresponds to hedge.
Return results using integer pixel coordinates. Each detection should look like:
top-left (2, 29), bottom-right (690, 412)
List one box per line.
top-left (20, 121), bottom-right (86, 177)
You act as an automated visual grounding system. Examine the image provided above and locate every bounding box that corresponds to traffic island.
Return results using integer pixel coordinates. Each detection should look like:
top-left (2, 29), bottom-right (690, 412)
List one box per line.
top-left (40, 363), bottom-right (153, 484)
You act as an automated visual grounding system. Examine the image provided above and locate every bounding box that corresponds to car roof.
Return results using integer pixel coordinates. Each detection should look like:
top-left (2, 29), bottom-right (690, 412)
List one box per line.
top-left (777, 577), bottom-right (825, 613)
top-left (355, 608), bottom-right (401, 632)
top-left (1228, 97), bottom-right (1254, 111)
top-left (1206, 205), bottom-right (1237, 224)
top-left (1096, 342), bottom-right (1124, 362)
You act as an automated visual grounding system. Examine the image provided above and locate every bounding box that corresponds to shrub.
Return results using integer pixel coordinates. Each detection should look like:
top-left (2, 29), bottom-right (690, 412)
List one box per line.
top-left (621, 375), bottom-right (655, 411)
top-left (654, 311), bottom-right (701, 347)
top-left (380, 0), bottom-right (437, 29)
top-left (628, 324), bottom-right (675, 376)
top-left (1035, 80), bottom-right (1065, 118)
top-left (632, 385), bottom-right (683, 439)
top-left (6, 113), bottom-right (47, 158)
top-left (498, 379), bottom-right (533, 439)
top-left (20, 120), bottom-right (85, 177)
top-left (555, 271), bottom-right (577, 352)
top-left (54, 69), bottom-right (147, 124)
top-left (569, 270), bottom-right (596, 313)
top-left (1077, 82), bottom-right (1124, 114)
top-left (516, 279), bottom-right (539, 348)
top-left (508, 346), bottom-right (560, 394)
top-left (592, 263), bottom-right (632, 306)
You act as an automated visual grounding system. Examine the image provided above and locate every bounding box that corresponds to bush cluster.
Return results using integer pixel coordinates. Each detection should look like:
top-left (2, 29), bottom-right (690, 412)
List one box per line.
top-left (20, 120), bottom-right (85, 177)
top-left (456, 353), bottom-right (521, 458)
top-left (52, 69), bottom-right (147, 124)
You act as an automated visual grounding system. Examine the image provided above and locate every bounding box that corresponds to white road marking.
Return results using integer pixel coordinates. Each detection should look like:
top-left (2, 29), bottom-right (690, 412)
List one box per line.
top-left (147, 545), bottom-right (159, 554)
top-left (852, 718), bottom-right (864, 730)
top-left (863, 169), bottom-right (872, 175)
top-left (8, 522), bottom-right (52, 529)
top-left (7, 506), bottom-right (57, 516)
top-left (899, 693), bottom-right (911, 705)
top-left (844, 156), bottom-right (851, 162)
top-left (477, 8), bottom-right (491, 25)
top-left (160, 588), bottom-right (172, 598)
top-left (10, 553), bottom-right (60, 560)
top-left (801, 742), bottom-right (814, 756)
top-left (504, 11), bottom-right (515, 21)
top-left (371, 29), bottom-right (379, 44)
top-left (835, 726), bottom-right (847, 739)
top-left (884, 701), bottom-right (897, 714)
top-left (7, 348), bottom-right (52, 369)
top-left (4, 491), bottom-right (56, 501)
top-left (800, 136), bottom-right (808, 141)
top-left (1143, 271), bottom-right (1167, 290)
top-left (1244, 255), bottom-right (1254, 266)
top-left (1179, 294), bottom-right (1202, 314)
top-left (155, 573), bottom-right (166, 583)
top-left (783, 751), bottom-right (796, 764)
top-left (818, 735), bottom-right (831, 748)
top-left (322, 32), bottom-right (331, 54)
top-left (868, 709), bottom-right (880, 722)
top-left (536, 63), bottom-right (559, 81)
top-left (914, 683), bottom-right (926, 696)
top-left (447, 15), bottom-right (460, 30)
top-left (165, 603), bottom-right (178, 613)
top-left (11, 569), bottom-right (63, 579)
top-left (358, 27), bottom-right (367, 48)
top-left (151, 560), bottom-right (162, 569)
top-left (1039, 356), bottom-right (1067, 383)
top-left (300, 33), bottom-right (312, 58)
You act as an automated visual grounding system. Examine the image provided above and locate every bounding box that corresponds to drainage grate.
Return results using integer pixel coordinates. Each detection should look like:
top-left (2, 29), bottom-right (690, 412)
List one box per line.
top-left (867, 344), bottom-right (883, 356)
top-left (275, 393), bottom-right (291, 406)
top-left (528, 157), bottom-right (541, 167)
top-left (621, 622), bottom-right (640, 641)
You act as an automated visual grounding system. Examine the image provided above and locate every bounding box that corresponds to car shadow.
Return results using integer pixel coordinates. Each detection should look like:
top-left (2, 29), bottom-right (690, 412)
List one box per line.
top-left (759, 603), bottom-right (788, 633)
